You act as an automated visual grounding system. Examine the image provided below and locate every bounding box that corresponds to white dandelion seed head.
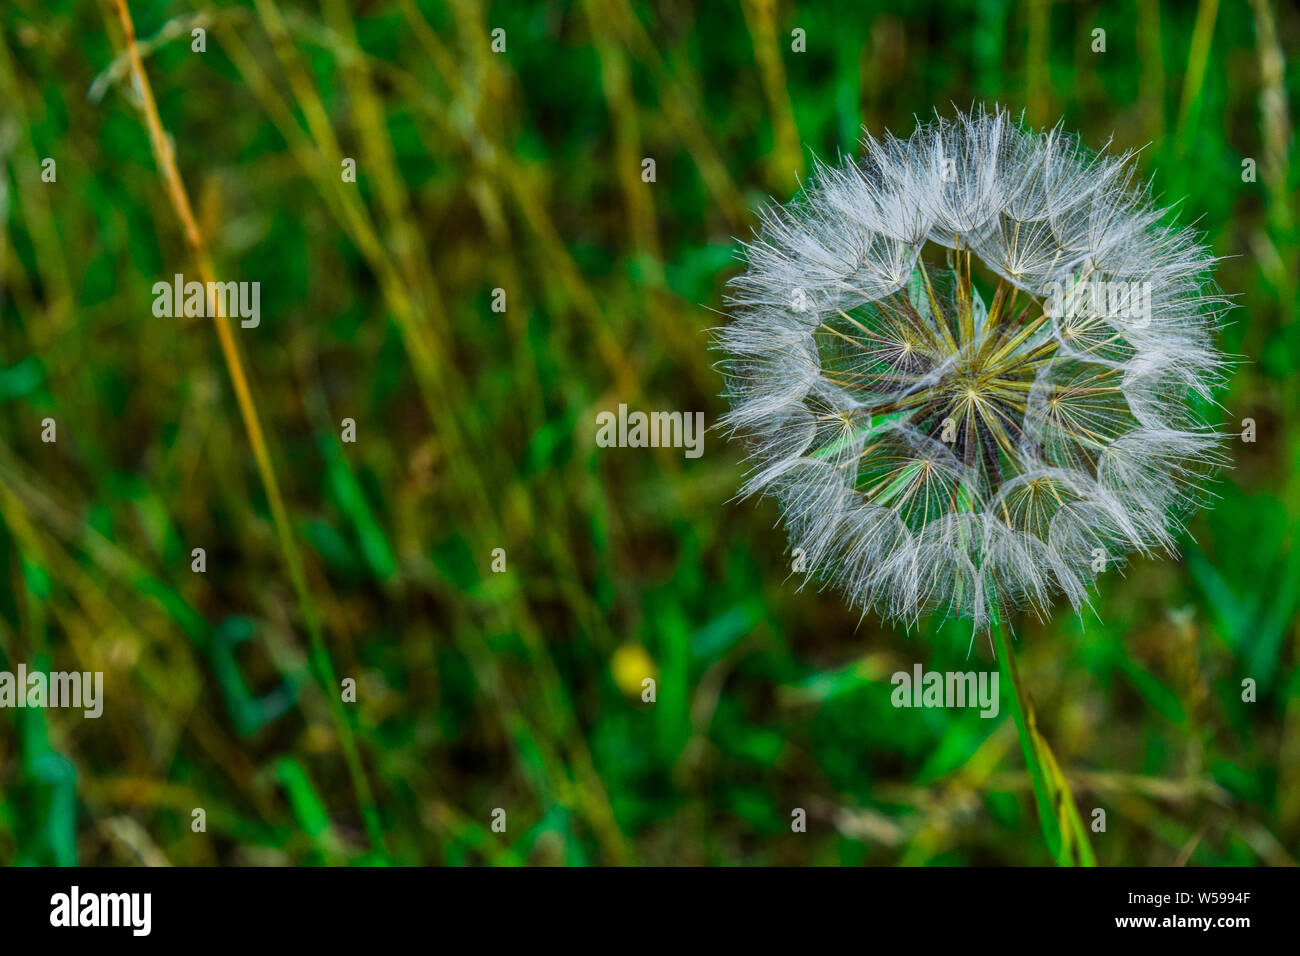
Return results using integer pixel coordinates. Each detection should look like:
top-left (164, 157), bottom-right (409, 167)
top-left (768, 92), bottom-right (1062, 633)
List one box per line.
top-left (716, 105), bottom-right (1230, 634)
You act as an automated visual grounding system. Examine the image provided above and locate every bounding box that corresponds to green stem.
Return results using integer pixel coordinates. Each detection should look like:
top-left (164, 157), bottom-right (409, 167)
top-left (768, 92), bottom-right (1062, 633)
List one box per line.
top-left (992, 617), bottom-right (1095, 866)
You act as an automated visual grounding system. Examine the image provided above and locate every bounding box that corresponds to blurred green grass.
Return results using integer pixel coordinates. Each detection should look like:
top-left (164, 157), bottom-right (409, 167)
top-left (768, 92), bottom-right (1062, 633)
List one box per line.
top-left (0, 0), bottom-right (1296, 865)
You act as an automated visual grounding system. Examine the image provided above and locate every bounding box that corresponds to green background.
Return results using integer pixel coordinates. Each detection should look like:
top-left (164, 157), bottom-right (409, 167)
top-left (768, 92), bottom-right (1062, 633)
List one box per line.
top-left (0, 0), bottom-right (1296, 865)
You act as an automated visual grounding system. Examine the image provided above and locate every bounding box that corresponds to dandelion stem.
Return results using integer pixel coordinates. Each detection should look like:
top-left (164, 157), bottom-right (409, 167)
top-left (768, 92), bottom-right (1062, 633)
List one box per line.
top-left (991, 616), bottom-right (1096, 866)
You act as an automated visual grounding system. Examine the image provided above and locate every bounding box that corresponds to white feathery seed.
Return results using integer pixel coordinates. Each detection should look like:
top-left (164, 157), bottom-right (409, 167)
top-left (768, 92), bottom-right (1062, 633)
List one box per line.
top-left (716, 105), bottom-right (1230, 634)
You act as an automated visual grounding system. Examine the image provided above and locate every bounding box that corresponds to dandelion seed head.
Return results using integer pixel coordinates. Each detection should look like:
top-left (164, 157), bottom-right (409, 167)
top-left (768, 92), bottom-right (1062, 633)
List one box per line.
top-left (716, 105), bottom-right (1229, 633)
